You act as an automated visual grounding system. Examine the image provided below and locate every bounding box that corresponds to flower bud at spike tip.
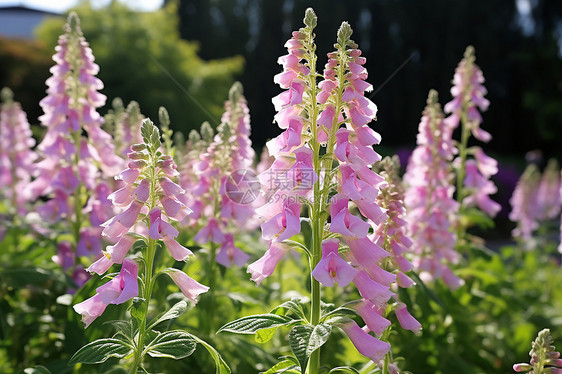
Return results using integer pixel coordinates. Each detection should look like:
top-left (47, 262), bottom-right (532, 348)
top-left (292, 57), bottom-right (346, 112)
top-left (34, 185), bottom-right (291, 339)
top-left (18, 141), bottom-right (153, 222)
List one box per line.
top-left (158, 106), bottom-right (170, 127)
top-left (112, 97), bottom-right (124, 111)
top-left (188, 129), bottom-right (201, 143)
top-left (229, 81), bottom-right (243, 106)
top-left (427, 89), bottom-right (439, 105)
top-left (200, 121), bottom-right (214, 142)
top-left (304, 7), bottom-right (317, 29)
top-left (66, 11), bottom-right (81, 35)
top-left (337, 22), bottom-right (353, 47)
top-left (1, 87), bottom-right (13, 103)
top-left (140, 118), bottom-right (161, 151)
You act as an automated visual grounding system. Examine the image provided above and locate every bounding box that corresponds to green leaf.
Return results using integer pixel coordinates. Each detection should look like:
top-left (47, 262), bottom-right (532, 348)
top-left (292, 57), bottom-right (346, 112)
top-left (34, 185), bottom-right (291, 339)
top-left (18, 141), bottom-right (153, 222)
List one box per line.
top-left (306, 324), bottom-right (332, 356)
top-left (289, 325), bottom-right (313, 372)
top-left (288, 324), bottom-right (332, 371)
top-left (261, 360), bottom-right (301, 374)
top-left (145, 330), bottom-right (196, 359)
top-left (68, 338), bottom-right (133, 365)
top-left (270, 299), bottom-right (307, 320)
top-left (218, 314), bottom-right (294, 335)
top-left (147, 300), bottom-right (187, 330)
top-left (320, 306), bottom-right (357, 322)
top-left (188, 334), bottom-right (231, 374)
top-left (329, 366), bottom-right (360, 373)
top-left (23, 366), bottom-right (51, 374)
top-left (255, 326), bottom-right (278, 344)
top-left (104, 320), bottom-right (134, 339)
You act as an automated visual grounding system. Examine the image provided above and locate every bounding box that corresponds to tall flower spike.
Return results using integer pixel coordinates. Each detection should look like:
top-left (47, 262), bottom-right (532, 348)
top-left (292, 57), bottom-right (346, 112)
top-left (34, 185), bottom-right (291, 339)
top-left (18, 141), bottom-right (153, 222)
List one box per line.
top-left (404, 90), bottom-right (463, 290)
top-left (509, 163), bottom-right (542, 243)
top-left (25, 13), bottom-right (122, 286)
top-left (444, 46), bottom-right (500, 220)
top-left (250, 11), bottom-right (400, 367)
top-left (513, 329), bottom-right (562, 373)
top-left (0, 87), bottom-right (37, 216)
top-left (180, 82), bottom-right (255, 268)
top-left (78, 118), bottom-right (207, 330)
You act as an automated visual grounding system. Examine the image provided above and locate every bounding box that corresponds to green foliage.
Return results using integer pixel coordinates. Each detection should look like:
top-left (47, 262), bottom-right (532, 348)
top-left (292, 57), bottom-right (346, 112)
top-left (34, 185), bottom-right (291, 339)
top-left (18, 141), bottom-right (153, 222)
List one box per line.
top-left (145, 330), bottom-right (197, 359)
top-left (391, 244), bottom-right (562, 373)
top-left (35, 1), bottom-right (243, 135)
top-left (0, 37), bottom-right (51, 126)
top-left (218, 314), bottom-right (295, 335)
top-left (67, 338), bottom-right (133, 365)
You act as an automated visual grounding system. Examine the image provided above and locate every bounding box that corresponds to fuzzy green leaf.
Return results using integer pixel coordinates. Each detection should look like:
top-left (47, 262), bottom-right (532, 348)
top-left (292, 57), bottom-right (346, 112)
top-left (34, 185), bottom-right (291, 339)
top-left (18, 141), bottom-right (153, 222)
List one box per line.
top-left (329, 366), bottom-right (360, 373)
top-left (147, 300), bottom-right (187, 330)
top-left (218, 314), bottom-right (294, 335)
top-left (289, 325), bottom-right (313, 371)
top-left (67, 338), bottom-right (133, 365)
top-left (270, 299), bottom-right (307, 320)
top-left (145, 330), bottom-right (196, 359)
top-left (303, 8), bottom-right (317, 29)
top-left (306, 324), bottom-right (332, 356)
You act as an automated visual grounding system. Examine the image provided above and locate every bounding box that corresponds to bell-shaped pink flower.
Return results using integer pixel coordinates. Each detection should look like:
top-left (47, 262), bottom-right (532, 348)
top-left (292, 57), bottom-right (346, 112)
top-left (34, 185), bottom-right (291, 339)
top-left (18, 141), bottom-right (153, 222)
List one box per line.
top-left (194, 217), bottom-right (226, 244)
top-left (216, 234), bottom-right (251, 268)
top-left (164, 268), bottom-right (209, 304)
top-left (247, 242), bottom-right (291, 285)
top-left (105, 234), bottom-right (136, 264)
top-left (261, 201), bottom-right (301, 242)
top-left (73, 293), bottom-right (107, 328)
top-left (312, 239), bottom-right (358, 287)
top-left (87, 254), bottom-right (114, 275)
top-left (74, 258), bottom-right (138, 328)
top-left (95, 258), bottom-right (138, 305)
top-left (353, 299), bottom-right (391, 336)
top-left (344, 237), bottom-right (390, 267)
top-left (353, 270), bottom-right (394, 307)
top-left (329, 197), bottom-right (370, 238)
top-left (394, 303), bottom-right (422, 332)
top-left (149, 208), bottom-right (192, 261)
top-left (340, 321), bottom-right (390, 362)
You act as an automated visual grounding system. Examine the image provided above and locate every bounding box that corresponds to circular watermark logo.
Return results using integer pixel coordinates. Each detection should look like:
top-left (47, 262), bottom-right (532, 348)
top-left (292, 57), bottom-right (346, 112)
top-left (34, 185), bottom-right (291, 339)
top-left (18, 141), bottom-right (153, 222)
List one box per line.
top-left (225, 169), bottom-right (261, 204)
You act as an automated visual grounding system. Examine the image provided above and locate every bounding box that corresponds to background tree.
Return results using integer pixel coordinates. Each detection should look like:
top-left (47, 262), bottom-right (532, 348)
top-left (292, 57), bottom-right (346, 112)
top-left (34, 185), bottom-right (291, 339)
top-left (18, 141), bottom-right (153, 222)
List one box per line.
top-left (35, 0), bottom-right (244, 134)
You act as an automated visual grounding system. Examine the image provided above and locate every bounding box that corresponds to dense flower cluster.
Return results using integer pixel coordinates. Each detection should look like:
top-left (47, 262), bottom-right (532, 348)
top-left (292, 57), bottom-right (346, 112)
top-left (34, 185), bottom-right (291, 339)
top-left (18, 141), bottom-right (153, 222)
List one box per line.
top-left (23, 13), bottom-right (122, 287)
top-left (404, 90), bottom-right (463, 289)
top-left (179, 82), bottom-right (255, 268)
top-left (75, 119), bottom-right (208, 327)
top-left (510, 159), bottom-right (562, 245)
top-left (248, 15), bottom-right (417, 364)
top-left (444, 46), bottom-right (500, 218)
top-left (513, 329), bottom-right (562, 373)
top-left (0, 88), bottom-right (37, 217)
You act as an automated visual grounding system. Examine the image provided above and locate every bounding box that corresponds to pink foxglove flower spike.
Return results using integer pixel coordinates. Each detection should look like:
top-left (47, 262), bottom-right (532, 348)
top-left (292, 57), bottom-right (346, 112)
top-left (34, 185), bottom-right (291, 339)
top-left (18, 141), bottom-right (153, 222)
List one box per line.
top-left (404, 90), bottom-right (463, 290)
top-left (25, 12), bottom-right (122, 287)
top-left (444, 46), bottom-right (501, 231)
top-left (221, 9), bottom-right (418, 373)
top-left (513, 329), bottom-right (562, 373)
top-left (70, 118), bottom-right (217, 373)
top-left (0, 87), bottom-right (37, 219)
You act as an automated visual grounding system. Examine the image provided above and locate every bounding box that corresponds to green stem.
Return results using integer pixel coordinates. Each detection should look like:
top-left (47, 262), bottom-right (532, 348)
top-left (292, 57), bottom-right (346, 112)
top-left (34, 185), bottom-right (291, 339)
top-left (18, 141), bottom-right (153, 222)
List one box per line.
top-left (206, 241), bottom-right (218, 335)
top-left (129, 145), bottom-right (159, 373)
top-left (129, 237), bottom-right (157, 374)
